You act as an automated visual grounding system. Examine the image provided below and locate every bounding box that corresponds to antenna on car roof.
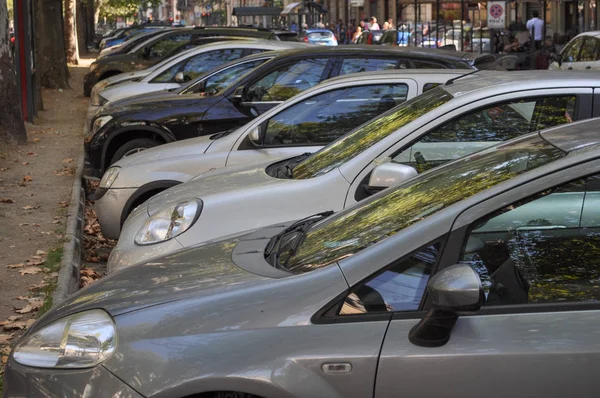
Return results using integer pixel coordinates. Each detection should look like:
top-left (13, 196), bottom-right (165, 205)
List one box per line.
top-left (445, 69), bottom-right (480, 85)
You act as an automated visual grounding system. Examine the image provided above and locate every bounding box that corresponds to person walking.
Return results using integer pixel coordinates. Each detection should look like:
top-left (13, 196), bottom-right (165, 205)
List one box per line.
top-left (526, 11), bottom-right (544, 50)
top-left (352, 26), bottom-right (362, 43)
top-left (387, 18), bottom-right (395, 30)
top-left (369, 17), bottom-right (380, 30)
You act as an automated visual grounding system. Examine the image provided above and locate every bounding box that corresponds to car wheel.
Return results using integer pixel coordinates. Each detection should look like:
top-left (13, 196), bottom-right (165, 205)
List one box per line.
top-left (110, 138), bottom-right (161, 165)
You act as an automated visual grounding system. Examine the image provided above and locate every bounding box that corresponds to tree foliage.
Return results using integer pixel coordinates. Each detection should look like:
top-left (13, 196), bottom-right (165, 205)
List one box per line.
top-left (98, 0), bottom-right (162, 19)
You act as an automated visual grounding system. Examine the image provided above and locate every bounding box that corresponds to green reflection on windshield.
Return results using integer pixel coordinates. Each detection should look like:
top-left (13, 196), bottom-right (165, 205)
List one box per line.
top-left (291, 88), bottom-right (453, 179)
top-left (286, 135), bottom-right (565, 273)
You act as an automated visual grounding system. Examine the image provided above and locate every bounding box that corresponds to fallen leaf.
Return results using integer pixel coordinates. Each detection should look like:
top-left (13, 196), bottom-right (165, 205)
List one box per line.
top-left (62, 158), bottom-right (74, 164)
top-left (18, 267), bottom-right (42, 275)
top-left (1, 318), bottom-right (34, 331)
top-left (40, 231), bottom-right (52, 235)
top-left (15, 304), bottom-right (33, 314)
top-left (36, 250), bottom-right (46, 255)
top-left (7, 263), bottom-right (25, 269)
top-left (22, 175), bottom-right (32, 182)
top-left (29, 282), bottom-right (49, 291)
top-left (1, 355), bottom-right (7, 364)
top-left (22, 205), bottom-right (39, 210)
top-left (30, 255), bottom-right (42, 260)
top-left (0, 334), bottom-right (13, 344)
top-left (52, 220), bottom-right (61, 224)
top-left (26, 260), bottom-right (44, 266)
top-left (58, 201), bottom-right (69, 207)
top-left (0, 167), bottom-right (8, 171)
top-left (85, 255), bottom-right (100, 263)
top-left (21, 162), bottom-right (29, 166)
top-left (0, 198), bottom-right (14, 203)
top-left (18, 223), bottom-right (29, 226)
top-left (26, 152), bottom-right (37, 157)
top-left (33, 138), bottom-right (40, 143)
top-left (32, 223), bottom-right (40, 227)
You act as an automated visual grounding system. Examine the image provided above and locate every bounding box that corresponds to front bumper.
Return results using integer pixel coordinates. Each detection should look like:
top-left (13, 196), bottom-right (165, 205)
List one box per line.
top-left (95, 187), bottom-right (139, 240)
top-left (85, 105), bottom-right (101, 135)
top-left (107, 205), bottom-right (184, 273)
top-left (83, 71), bottom-right (99, 97)
top-left (2, 358), bottom-right (142, 398)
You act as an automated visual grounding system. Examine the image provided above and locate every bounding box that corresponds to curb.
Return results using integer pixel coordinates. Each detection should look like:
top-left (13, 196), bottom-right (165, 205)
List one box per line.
top-left (52, 148), bottom-right (85, 307)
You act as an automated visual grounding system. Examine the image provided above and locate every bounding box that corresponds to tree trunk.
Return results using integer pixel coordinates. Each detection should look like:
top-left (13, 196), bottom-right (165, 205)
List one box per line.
top-left (94, 0), bottom-right (103, 29)
top-left (32, 0), bottom-right (44, 111)
top-left (0, 0), bottom-right (27, 144)
top-left (37, 0), bottom-right (69, 88)
top-left (86, 0), bottom-right (96, 48)
top-left (64, 0), bottom-right (78, 64)
top-left (76, 0), bottom-right (86, 55)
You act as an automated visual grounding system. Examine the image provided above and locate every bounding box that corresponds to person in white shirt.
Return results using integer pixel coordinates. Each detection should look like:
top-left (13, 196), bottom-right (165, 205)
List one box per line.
top-left (369, 17), bottom-right (380, 30)
top-left (526, 11), bottom-right (544, 49)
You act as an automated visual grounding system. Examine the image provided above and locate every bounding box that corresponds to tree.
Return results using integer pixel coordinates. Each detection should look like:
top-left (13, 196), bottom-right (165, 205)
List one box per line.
top-left (36, 0), bottom-right (69, 88)
top-left (64, 0), bottom-right (79, 64)
top-left (0, 0), bottom-right (27, 144)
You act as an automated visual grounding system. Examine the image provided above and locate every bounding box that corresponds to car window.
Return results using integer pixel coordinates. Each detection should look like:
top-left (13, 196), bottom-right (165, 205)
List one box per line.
top-left (340, 58), bottom-right (398, 75)
top-left (182, 59), bottom-right (269, 95)
top-left (248, 48), bottom-right (268, 55)
top-left (339, 243), bottom-right (440, 315)
top-left (579, 37), bottom-right (600, 62)
top-left (562, 37), bottom-right (584, 62)
top-left (262, 84), bottom-right (409, 146)
top-left (392, 96), bottom-right (576, 173)
top-left (461, 175), bottom-right (600, 306)
top-left (146, 34), bottom-right (193, 59)
top-left (423, 83), bottom-right (442, 92)
top-left (151, 49), bottom-right (245, 83)
top-left (245, 58), bottom-right (329, 102)
top-left (283, 134), bottom-right (565, 273)
top-left (411, 60), bottom-right (449, 69)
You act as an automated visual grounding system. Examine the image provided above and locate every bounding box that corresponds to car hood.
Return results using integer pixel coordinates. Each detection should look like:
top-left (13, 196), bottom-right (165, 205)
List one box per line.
top-left (101, 81), bottom-right (164, 103)
top-left (34, 238), bottom-right (267, 328)
top-left (147, 161), bottom-right (287, 214)
top-left (115, 135), bottom-right (215, 167)
top-left (101, 91), bottom-right (213, 116)
top-left (105, 69), bottom-right (152, 86)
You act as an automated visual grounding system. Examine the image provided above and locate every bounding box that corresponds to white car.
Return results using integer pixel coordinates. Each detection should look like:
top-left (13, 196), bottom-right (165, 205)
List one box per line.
top-left (107, 71), bottom-right (600, 272)
top-left (95, 69), bottom-right (467, 239)
top-left (87, 40), bottom-right (308, 125)
top-left (548, 31), bottom-right (600, 71)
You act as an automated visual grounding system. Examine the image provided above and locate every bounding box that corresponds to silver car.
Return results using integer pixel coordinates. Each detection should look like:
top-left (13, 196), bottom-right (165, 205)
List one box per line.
top-left (5, 120), bottom-right (600, 397)
top-left (96, 69), bottom-right (469, 240)
top-left (108, 71), bottom-right (600, 272)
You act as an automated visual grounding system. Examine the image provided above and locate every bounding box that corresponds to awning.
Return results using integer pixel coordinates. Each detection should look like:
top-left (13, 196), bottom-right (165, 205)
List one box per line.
top-left (281, 2), bottom-right (302, 15)
top-left (232, 7), bottom-right (283, 17)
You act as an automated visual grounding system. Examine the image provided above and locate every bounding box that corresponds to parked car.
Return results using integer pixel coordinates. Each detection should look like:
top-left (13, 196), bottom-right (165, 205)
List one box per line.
top-left (7, 119), bottom-right (600, 398)
top-left (101, 27), bottom-right (166, 50)
top-left (356, 30), bottom-right (385, 44)
top-left (85, 46), bottom-right (499, 177)
top-left (548, 31), bottom-right (600, 71)
top-left (107, 71), bottom-right (600, 272)
top-left (89, 40), bottom-right (308, 114)
top-left (302, 29), bottom-right (338, 46)
top-left (94, 69), bottom-right (467, 239)
top-left (379, 29), bottom-right (411, 46)
top-left (83, 27), bottom-right (280, 96)
top-left (96, 29), bottom-right (168, 59)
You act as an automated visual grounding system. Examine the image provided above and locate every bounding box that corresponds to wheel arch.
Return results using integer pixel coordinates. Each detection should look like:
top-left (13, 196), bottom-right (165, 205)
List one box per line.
top-left (149, 376), bottom-right (296, 398)
top-left (120, 179), bottom-right (182, 227)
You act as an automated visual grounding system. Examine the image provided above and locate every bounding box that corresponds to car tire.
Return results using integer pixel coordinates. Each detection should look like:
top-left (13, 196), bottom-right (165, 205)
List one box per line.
top-left (110, 138), bottom-right (161, 165)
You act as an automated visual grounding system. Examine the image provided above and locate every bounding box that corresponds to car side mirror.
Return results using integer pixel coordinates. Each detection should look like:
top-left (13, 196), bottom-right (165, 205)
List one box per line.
top-left (409, 264), bottom-right (484, 348)
top-left (248, 126), bottom-right (262, 146)
top-left (232, 86), bottom-right (245, 103)
top-left (175, 71), bottom-right (185, 83)
top-left (367, 163), bottom-right (418, 192)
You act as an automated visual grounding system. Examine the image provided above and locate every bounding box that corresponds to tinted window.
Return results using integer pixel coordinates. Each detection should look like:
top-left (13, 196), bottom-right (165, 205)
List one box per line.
top-left (147, 34), bottom-right (193, 59)
top-left (152, 49), bottom-right (245, 83)
top-left (182, 58), bottom-right (269, 95)
top-left (263, 84), bottom-right (408, 146)
top-left (291, 88), bottom-right (452, 179)
top-left (339, 243), bottom-right (440, 315)
top-left (283, 135), bottom-right (564, 273)
top-left (579, 37), bottom-right (600, 62)
top-left (462, 176), bottom-right (600, 305)
top-left (246, 58), bottom-right (329, 102)
top-left (340, 58), bottom-right (398, 75)
top-left (392, 96), bottom-right (576, 173)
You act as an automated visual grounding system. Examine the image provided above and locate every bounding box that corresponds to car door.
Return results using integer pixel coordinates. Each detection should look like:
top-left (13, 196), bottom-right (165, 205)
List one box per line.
top-left (345, 89), bottom-right (591, 205)
top-left (375, 167), bottom-right (600, 398)
top-left (573, 36), bottom-right (600, 70)
top-left (240, 57), bottom-right (334, 115)
top-left (226, 82), bottom-right (415, 167)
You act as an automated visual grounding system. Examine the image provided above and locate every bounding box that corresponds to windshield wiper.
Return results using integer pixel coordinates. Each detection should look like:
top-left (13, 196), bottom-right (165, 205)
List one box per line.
top-left (275, 152), bottom-right (312, 179)
top-left (265, 210), bottom-right (334, 269)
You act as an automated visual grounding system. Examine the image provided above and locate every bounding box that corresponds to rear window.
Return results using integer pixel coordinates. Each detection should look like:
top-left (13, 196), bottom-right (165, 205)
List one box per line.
top-left (308, 32), bottom-right (333, 39)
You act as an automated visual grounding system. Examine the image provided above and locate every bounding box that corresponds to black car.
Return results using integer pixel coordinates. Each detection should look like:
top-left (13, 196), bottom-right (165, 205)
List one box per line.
top-left (83, 27), bottom-right (280, 96)
top-left (85, 46), bottom-right (504, 176)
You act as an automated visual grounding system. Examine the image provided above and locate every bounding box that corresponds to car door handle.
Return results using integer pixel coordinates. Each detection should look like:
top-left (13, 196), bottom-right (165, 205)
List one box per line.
top-left (321, 363), bottom-right (352, 374)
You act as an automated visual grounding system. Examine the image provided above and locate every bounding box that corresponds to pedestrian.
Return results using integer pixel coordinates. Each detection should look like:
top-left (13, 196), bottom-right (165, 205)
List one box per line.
top-left (387, 18), bottom-right (395, 30)
top-left (352, 26), bottom-right (362, 43)
top-left (339, 23), bottom-right (347, 44)
top-left (359, 19), bottom-right (366, 31)
top-left (369, 16), bottom-right (380, 30)
top-left (526, 11), bottom-right (544, 50)
top-left (383, 21), bottom-right (390, 30)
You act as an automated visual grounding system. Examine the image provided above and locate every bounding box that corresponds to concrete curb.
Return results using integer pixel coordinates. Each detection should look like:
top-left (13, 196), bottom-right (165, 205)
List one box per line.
top-left (52, 149), bottom-right (85, 307)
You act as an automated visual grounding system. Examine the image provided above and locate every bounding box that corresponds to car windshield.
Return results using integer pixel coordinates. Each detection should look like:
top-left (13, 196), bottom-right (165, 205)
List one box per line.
top-left (281, 134), bottom-right (565, 273)
top-left (291, 87), bottom-right (452, 179)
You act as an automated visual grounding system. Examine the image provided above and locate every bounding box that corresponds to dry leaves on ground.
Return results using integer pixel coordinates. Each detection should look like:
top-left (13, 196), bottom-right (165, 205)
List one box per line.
top-left (1, 317), bottom-right (35, 331)
top-left (0, 198), bottom-right (14, 203)
top-left (18, 267), bottom-right (43, 276)
top-left (0, 334), bottom-right (13, 344)
top-left (22, 175), bottom-right (32, 182)
top-left (80, 267), bottom-right (102, 288)
top-left (22, 205), bottom-right (39, 210)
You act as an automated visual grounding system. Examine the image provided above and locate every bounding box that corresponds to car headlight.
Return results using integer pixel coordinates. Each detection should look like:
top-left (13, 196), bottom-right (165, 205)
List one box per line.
top-left (92, 115), bottom-right (113, 135)
top-left (135, 200), bottom-right (202, 245)
top-left (100, 167), bottom-right (120, 188)
top-left (13, 310), bottom-right (116, 368)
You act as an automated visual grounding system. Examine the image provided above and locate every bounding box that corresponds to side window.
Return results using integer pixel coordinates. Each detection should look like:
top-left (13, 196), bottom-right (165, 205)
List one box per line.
top-left (195, 59), bottom-right (267, 95)
top-left (562, 37), bottom-right (583, 62)
top-left (182, 49), bottom-right (244, 81)
top-left (262, 84), bottom-right (409, 146)
top-left (339, 57), bottom-right (398, 75)
top-left (245, 58), bottom-right (329, 102)
top-left (338, 243), bottom-right (440, 315)
top-left (423, 83), bottom-right (442, 92)
top-left (412, 60), bottom-right (448, 69)
top-left (459, 176), bottom-right (600, 306)
top-left (248, 48), bottom-right (267, 55)
top-left (579, 37), bottom-right (600, 62)
top-left (392, 96), bottom-right (576, 173)
top-left (147, 34), bottom-right (192, 59)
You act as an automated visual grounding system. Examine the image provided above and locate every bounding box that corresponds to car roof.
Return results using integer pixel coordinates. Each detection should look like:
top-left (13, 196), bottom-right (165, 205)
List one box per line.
top-left (573, 31), bottom-right (600, 39)
top-left (322, 69), bottom-right (473, 84)
top-left (173, 39), bottom-right (308, 58)
top-left (441, 70), bottom-right (600, 97)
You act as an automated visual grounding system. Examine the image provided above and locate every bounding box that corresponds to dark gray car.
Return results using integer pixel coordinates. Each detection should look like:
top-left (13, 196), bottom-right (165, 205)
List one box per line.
top-left (5, 120), bottom-right (600, 397)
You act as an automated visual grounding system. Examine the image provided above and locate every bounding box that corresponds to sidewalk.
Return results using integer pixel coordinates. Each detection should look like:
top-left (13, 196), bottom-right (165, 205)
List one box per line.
top-left (0, 60), bottom-right (92, 371)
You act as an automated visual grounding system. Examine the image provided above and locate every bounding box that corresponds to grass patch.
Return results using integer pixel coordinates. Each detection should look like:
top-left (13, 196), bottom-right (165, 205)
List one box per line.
top-left (37, 246), bottom-right (63, 317)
